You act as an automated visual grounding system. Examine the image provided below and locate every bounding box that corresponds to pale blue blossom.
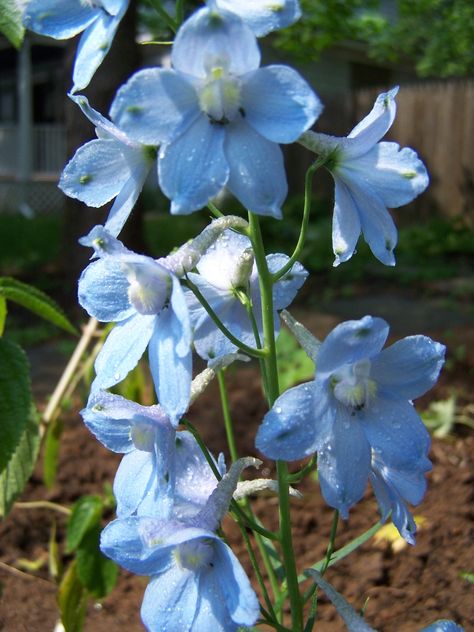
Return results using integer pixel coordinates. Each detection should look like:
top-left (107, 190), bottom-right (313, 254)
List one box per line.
top-left (23, 0), bottom-right (128, 92)
top-left (60, 95), bottom-right (155, 237)
top-left (300, 88), bottom-right (429, 266)
top-left (78, 228), bottom-right (191, 425)
top-left (185, 230), bottom-right (307, 361)
top-left (212, 0), bottom-right (301, 36)
top-left (256, 316), bottom-right (445, 526)
top-left (111, 6), bottom-right (321, 217)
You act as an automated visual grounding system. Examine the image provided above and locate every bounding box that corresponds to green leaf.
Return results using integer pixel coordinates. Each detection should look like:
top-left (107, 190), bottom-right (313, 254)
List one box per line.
top-left (43, 417), bottom-right (64, 489)
top-left (0, 405), bottom-right (40, 518)
top-left (0, 277), bottom-right (77, 335)
top-left (0, 296), bottom-right (6, 336)
top-left (66, 495), bottom-right (103, 553)
top-left (0, 0), bottom-right (25, 49)
top-left (58, 561), bottom-right (88, 632)
top-left (276, 328), bottom-right (315, 391)
top-left (0, 338), bottom-right (32, 473)
top-left (76, 525), bottom-right (118, 598)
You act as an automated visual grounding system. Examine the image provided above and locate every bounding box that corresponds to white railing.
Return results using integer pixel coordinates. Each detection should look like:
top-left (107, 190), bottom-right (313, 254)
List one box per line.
top-left (0, 124), bottom-right (66, 178)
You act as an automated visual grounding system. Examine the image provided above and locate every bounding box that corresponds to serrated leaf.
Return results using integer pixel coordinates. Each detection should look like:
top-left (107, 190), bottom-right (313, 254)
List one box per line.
top-left (0, 405), bottom-right (40, 518)
top-left (0, 296), bottom-right (6, 336)
top-left (0, 0), bottom-right (25, 49)
top-left (58, 561), bottom-right (88, 632)
top-left (0, 337), bottom-right (32, 473)
top-left (76, 525), bottom-right (118, 599)
top-left (66, 495), bottom-right (103, 553)
top-left (43, 417), bottom-right (64, 489)
top-left (0, 277), bottom-right (77, 335)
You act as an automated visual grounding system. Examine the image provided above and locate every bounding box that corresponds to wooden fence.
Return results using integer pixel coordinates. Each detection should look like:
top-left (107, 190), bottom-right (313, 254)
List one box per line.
top-left (354, 80), bottom-right (474, 222)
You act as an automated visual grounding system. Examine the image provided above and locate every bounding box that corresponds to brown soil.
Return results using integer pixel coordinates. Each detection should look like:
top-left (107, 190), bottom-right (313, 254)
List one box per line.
top-left (1, 311), bottom-right (473, 632)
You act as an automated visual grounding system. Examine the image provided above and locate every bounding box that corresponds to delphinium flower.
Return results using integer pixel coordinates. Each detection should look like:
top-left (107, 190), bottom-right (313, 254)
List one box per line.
top-left (23, 0), bottom-right (129, 92)
top-left (59, 95), bottom-right (156, 237)
top-left (110, 6), bottom-right (321, 217)
top-left (101, 458), bottom-right (261, 632)
top-left (212, 0), bottom-right (301, 36)
top-left (299, 87), bottom-right (429, 266)
top-left (82, 390), bottom-right (225, 519)
top-left (185, 229), bottom-right (307, 361)
top-left (78, 228), bottom-right (191, 424)
top-left (256, 315), bottom-right (445, 540)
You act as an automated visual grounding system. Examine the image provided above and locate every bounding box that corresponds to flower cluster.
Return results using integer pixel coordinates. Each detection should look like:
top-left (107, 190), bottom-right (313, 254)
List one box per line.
top-left (21, 1), bottom-right (465, 630)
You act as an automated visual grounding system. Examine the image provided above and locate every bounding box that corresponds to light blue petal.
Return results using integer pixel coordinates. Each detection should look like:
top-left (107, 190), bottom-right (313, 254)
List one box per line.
top-left (149, 292), bottom-right (192, 425)
top-left (102, 0), bottom-right (127, 16)
top-left (68, 94), bottom-right (131, 144)
top-left (340, 176), bottom-right (397, 266)
top-left (214, 0), bottom-right (301, 37)
top-left (159, 116), bottom-right (228, 215)
top-left (316, 316), bottom-right (389, 376)
top-left (362, 397), bottom-right (431, 473)
top-left (80, 391), bottom-right (136, 453)
top-left (105, 163), bottom-right (151, 237)
top-left (59, 139), bottom-right (130, 207)
top-left (345, 87), bottom-right (399, 157)
top-left (267, 254), bottom-right (307, 310)
top-left (317, 410), bottom-right (371, 518)
top-left (242, 65), bottom-right (321, 143)
top-left (212, 541), bottom-right (260, 626)
top-left (256, 382), bottom-right (331, 461)
top-left (141, 570), bottom-right (199, 632)
top-left (72, 8), bottom-right (126, 93)
top-left (114, 450), bottom-right (156, 517)
top-left (342, 142), bottom-right (429, 208)
top-left (371, 336), bottom-right (445, 400)
top-left (372, 456), bottom-right (428, 507)
top-left (420, 621), bottom-right (465, 632)
top-left (78, 257), bottom-right (133, 322)
top-left (100, 517), bottom-right (174, 575)
top-left (92, 314), bottom-right (155, 390)
top-left (225, 120), bottom-right (286, 218)
top-left (331, 178), bottom-right (362, 267)
top-left (23, 0), bottom-right (99, 38)
top-left (110, 69), bottom-right (200, 145)
top-left (172, 7), bottom-right (260, 78)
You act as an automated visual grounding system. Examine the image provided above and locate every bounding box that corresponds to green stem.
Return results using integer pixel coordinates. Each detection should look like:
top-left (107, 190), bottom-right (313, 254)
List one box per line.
top-left (272, 158), bottom-right (326, 282)
top-left (182, 277), bottom-right (266, 359)
top-left (207, 201), bottom-right (225, 219)
top-left (248, 212), bottom-right (303, 632)
top-left (217, 370), bottom-right (238, 463)
top-left (287, 456), bottom-right (317, 484)
top-left (15, 500), bottom-right (71, 516)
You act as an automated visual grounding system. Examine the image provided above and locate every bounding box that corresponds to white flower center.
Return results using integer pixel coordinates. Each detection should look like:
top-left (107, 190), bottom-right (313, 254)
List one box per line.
top-left (198, 57), bottom-right (242, 125)
top-left (330, 358), bottom-right (377, 411)
top-left (123, 262), bottom-right (170, 315)
top-left (175, 540), bottom-right (214, 571)
top-left (130, 423), bottom-right (155, 452)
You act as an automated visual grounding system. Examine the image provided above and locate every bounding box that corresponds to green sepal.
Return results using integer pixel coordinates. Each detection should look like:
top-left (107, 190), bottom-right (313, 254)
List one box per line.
top-left (0, 277), bottom-right (78, 335)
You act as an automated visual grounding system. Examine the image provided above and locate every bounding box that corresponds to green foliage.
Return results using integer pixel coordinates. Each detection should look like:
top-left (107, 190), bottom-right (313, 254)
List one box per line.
top-left (0, 277), bottom-right (77, 336)
top-left (0, 215), bottom-right (60, 273)
top-left (66, 495), bottom-right (104, 553)
top-left (460, 571), bottom-right (474, 585)
top-left (0, 405), bottom-right (40, 518)
top-left (0, 338), bottom-right (32, 474)
top-left (273, 0), bottom-right (474, 78)
top-left (276, 328), bottom-right (315, 392)
top-left (0, 296), bottom-right (6, 336)
top-left (0, 0), bottom-right (25, 48)
top-left (75, 525), bottom-right (118, 599)
top-left (422, 396), bottom-right (474, 437)
top-left (58, 562), bottom-right (89, 632)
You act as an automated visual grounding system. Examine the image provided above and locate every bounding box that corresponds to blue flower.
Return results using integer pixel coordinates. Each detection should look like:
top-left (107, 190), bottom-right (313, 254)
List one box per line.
top-left (78, 229), bottom-right (192, 424)
top-left (110, 6), bottom-right (321, 217)
top-left (101, 458), bottom-right (261, 632)
top-left (212, 0), bottom-right (301, 36)
top-left (60, 95), bottom-right (155, 237)
top-left (256, 315), bottom-right (445, 524)
top-left (23, 0), bottom-right (128, 93)
top-left (300, 87), bottom-right (429, 266)
top-left (82, 390), bottom-right (225, 520)
top-left (185, 230), bottom-right (307, 361)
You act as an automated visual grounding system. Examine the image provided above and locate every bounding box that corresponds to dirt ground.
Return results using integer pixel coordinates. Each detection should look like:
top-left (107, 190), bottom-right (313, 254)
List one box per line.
top-left (0, 300), bottom-right (473, 632)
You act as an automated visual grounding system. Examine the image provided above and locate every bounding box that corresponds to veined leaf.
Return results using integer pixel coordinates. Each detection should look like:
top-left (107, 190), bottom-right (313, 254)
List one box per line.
top-left (0, 0), bottom-right (25, 49)
top-left (0, 277), bottom-right (77, 335)
top-left (0, 405), bottom-right (40, 518)
top-left (0, 338), bottom-right (32, 473)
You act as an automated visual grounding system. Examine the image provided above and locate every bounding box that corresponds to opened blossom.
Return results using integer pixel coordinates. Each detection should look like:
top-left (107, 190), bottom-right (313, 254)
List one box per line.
top-left (111, 6), bottom-right (321, 217)
top-left (23, 0), bottom-right (128, 92)
top-left (212, 0), bottom-right (301, 36)
top-left (256, 315), bottom-right (445, 536)
top-left (300, 87), bottom-right (429, 266)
